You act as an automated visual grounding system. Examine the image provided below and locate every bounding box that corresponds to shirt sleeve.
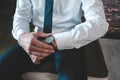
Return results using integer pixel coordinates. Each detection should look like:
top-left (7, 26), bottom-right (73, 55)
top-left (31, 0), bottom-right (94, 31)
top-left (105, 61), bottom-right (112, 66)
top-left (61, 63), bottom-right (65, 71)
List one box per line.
top-left (12, 0), bottom-right (32, 40)
top-left (53, 0), bottom-right (109, 50)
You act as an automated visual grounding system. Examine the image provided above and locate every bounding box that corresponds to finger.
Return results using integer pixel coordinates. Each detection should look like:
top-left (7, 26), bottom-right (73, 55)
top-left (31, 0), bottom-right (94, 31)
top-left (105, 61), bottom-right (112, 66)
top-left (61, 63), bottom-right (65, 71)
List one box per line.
top-left (30, 55), bottom-right (38, 64)
top-left (33, 32), bottom-right (51, 38)
top-left (30, 55), bottom-right (40, 64)
top-left (29, 45), bottom-right (54, 54)
top-left (34, 57), bottom-right (45, 64)
top-left (37, 56), bottom-right (45, 60)
top-left (30, 51), bottom-right (51, 57)
top-left (33, 57), bottom-right (41, 64)
top-left (31, 38), bottom-right (54, 50)
top-left (30, 55), bottom-right (44, 64)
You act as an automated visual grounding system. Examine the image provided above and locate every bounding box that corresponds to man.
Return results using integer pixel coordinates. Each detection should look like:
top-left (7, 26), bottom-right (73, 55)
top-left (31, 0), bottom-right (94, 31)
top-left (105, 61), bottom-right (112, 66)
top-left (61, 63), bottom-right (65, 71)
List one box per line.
top-left (0, 0), bottom-right (109, 80)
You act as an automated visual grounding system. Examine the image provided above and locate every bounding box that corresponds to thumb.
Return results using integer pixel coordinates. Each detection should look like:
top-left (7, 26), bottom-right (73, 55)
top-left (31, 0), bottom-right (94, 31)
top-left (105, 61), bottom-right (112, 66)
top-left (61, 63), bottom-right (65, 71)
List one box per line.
top-left (35, 32), bottom-right (51, 38)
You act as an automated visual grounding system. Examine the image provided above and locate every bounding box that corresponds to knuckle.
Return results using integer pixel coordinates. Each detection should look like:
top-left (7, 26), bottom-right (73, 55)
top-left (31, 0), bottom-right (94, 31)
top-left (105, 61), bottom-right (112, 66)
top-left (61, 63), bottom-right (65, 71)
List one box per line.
top-left (28, 46), bottom-right (31, 51)
top-left (40, 54), bottom-right (45, 57)
top-left (40, 49), bottom-right (44, 53)
top-left (35, 32), bottom-right (42, 37)
top-left (40, 48), bottom-right (52, 53)
top-left (42, 49), bottom-right (49, 53)
top-left (30, 38), bottom-right (36, 45)
top-left (39, 42), bottom-right (42, 45)
top-left (42, 44), bottom-right (47, 49)
top-left (42, 49), bottom-right (48, 53)
top-left (28, 46), bottom-right (32, 53)
top-left (30, 38), bottom-right (35, 43)
top-left (33, 32), bottom-right (38, 36)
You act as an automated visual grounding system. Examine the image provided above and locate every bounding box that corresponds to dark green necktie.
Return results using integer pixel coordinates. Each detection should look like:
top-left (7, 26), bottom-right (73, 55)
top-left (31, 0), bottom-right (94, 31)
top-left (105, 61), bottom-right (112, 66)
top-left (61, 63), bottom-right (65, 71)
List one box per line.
top-left (43, 0), bottom-right (54, 33)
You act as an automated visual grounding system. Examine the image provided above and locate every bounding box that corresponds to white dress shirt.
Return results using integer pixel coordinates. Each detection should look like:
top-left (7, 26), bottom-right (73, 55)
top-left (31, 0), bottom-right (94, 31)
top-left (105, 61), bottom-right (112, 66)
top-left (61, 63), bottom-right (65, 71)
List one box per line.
top-left (12, 0), bottom-right (109, 50)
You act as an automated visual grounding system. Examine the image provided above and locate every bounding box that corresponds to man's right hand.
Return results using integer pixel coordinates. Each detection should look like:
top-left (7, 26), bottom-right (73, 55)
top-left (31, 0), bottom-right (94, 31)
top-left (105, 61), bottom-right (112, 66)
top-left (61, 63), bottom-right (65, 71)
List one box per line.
top-left (18, 32), bottom-right (55, 64)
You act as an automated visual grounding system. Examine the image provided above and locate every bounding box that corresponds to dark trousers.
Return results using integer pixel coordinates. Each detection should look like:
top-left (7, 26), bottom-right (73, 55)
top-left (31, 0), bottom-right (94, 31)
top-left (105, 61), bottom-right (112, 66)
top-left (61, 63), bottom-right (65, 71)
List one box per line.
top-left (0, 45), bottom-right (87, 80)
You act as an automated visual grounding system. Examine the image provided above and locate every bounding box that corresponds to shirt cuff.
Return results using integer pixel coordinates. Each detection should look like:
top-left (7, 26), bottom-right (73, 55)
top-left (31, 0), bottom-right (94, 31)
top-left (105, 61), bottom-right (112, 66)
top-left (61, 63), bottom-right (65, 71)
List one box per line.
top-left (53, 32), bottom-right (74, 50)
top-left (12, 29), bottom-right (28, 41)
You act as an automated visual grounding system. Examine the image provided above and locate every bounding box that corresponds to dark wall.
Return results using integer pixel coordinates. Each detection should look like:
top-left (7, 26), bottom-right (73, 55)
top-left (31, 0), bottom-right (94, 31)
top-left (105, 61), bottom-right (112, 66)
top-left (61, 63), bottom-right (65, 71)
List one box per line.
top-left (0, 0), bottom-right (16, 17)
top-left (0, 0), bottom-right (17, 53)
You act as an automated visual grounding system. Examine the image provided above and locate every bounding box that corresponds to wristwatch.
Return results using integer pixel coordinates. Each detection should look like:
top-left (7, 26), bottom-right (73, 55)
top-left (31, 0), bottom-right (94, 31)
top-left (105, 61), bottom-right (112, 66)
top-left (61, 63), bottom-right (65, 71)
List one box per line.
top-left (43, 35), bottom-right (55, 46)
top-left (38, 35), bottom-right (55, 46)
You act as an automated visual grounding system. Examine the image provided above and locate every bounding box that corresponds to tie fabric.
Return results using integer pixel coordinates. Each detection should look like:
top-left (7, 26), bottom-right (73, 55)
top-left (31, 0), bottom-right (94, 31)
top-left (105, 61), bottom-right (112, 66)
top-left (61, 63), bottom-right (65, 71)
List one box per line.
top-left (43, 0), bottom-right (54, 33)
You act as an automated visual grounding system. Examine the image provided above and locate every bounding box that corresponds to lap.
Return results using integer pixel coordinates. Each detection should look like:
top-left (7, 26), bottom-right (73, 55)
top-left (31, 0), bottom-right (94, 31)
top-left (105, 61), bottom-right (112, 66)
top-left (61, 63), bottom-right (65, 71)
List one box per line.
top-left (0, 45), bottom-right (36, 75)
top-left (0, 45), bottom-right (87, 80)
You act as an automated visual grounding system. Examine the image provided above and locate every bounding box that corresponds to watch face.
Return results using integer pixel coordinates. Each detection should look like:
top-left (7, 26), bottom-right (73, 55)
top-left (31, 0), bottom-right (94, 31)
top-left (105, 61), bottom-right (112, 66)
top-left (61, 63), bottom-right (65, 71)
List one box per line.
top-left (43, 36), bottom-right (54, 45)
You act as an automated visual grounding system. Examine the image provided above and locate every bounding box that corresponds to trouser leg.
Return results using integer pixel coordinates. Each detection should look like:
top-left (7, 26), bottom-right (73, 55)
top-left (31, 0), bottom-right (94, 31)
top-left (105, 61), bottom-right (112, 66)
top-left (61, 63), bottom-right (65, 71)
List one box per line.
top-left (0, 45), bottom-right (36, 80)
top-left (0, 44), bottom-right (87, 80)
top-left (55, 47), bottom-right (87, 80)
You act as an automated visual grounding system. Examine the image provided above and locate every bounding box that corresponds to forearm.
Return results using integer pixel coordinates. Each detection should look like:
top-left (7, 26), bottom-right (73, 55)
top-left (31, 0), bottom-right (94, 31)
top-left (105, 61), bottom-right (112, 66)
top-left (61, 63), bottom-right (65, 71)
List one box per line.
top-left (53, 0), bottom-right (109, 50)
top-left (12, 0), bottom-right (32, 40)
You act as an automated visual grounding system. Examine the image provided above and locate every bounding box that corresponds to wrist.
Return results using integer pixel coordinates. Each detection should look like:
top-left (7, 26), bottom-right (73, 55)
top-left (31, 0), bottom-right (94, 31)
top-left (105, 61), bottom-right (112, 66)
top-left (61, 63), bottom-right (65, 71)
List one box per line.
top-left (38, 35), bottom-right (57, 50)
top-left (18, 33), bottom-right (27, 46)
top-left (53, 40), bottom-right (57, 49)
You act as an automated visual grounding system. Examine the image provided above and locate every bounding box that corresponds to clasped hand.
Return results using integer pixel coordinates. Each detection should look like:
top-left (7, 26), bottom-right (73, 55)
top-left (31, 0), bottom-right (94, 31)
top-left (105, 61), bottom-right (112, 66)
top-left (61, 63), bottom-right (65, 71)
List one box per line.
top-left (19, 32), bottom-right (55, 64)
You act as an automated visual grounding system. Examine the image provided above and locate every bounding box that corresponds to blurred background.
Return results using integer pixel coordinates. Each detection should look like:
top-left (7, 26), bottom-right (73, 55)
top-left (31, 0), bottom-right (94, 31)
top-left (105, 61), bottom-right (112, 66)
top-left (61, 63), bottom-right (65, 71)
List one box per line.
top-left (0, 0), bottom-right (120, 79)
